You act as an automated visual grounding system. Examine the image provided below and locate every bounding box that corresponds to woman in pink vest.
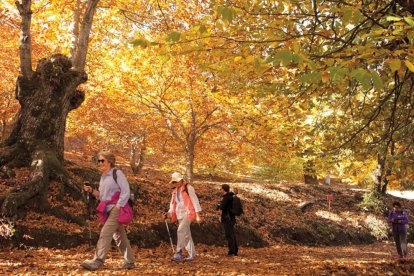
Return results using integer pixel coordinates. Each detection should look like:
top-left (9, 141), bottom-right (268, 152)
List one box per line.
top-left (166, 172), bottom-right (202, 262)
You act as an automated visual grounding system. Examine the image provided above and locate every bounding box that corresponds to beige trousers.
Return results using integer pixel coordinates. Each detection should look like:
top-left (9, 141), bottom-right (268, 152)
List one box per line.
top-left (94, 207), bottom-right (135, 263)
top-left (177, 216), bottom-right (196, 258)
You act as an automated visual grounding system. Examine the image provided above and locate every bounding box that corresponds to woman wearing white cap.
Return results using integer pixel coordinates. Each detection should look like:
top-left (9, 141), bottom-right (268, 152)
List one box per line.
top-left (165, 172), bottom-right (202, 262)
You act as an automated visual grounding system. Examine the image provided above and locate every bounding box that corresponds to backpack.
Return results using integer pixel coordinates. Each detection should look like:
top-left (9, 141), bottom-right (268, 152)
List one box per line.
top-left (231, 195), bottom-right (244, 216)
top-left (113, 168), bottom-right (135, 206)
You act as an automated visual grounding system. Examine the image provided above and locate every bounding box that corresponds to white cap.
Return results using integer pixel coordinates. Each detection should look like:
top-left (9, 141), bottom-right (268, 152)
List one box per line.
top-left (170, 172), bottom-right (184, 183)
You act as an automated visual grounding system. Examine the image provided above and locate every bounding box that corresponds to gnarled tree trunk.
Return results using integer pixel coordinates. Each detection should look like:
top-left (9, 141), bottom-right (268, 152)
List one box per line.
top-left (0, 55), bottom-right (87, 217)
top-left (0, 0), bottom-right (99, 218)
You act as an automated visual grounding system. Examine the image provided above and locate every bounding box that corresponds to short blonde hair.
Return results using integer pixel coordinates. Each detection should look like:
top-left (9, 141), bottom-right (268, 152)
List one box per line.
top-left (98, 151), bottom-right (116, 168)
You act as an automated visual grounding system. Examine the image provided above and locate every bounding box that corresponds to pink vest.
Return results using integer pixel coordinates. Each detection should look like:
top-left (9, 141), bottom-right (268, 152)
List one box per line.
top-left (171, 185), bottom-right (196, 222)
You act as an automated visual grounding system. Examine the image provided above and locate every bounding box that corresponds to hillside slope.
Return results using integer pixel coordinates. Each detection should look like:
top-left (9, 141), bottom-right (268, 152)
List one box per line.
top-left (1, 157), bottom-right (413, 249)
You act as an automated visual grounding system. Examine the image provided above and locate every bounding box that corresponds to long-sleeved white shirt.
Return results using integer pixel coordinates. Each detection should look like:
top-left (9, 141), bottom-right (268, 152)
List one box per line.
top-left (99, 168), bottom-right (130, 212)
top-left (168, 184), bottom-right (201, 220)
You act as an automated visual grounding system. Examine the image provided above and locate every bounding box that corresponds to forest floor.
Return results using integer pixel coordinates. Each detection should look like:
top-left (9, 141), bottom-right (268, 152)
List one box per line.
top-left (1, 151), bottom-right (414, 274)
top-left (1, 242), bottom-right (414, 275)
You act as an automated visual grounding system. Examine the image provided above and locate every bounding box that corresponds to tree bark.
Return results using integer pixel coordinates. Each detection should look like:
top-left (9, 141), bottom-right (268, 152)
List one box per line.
top-left (1, 54), bottom-right (87, 216)
top-left (16, 0), bottom-right (33, 78)
top-left (130, 134), bottom-right (146, 175)
top-left (186, 142), bottom-right (195, 184)
top-left (72, 0), bottom-right (99, 71)
top-left (1, 0), bottom-right (100, 217)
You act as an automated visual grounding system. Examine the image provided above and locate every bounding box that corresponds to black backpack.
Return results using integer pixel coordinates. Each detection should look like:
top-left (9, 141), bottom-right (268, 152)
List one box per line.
top-left (231, 195), bottom-right (244, 216)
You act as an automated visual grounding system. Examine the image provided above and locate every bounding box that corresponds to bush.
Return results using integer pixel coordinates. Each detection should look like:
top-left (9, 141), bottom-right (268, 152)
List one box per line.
top-left (363, 214), bottom-right (388, 240)
top-left (359, 190), bottom-right (386, 214)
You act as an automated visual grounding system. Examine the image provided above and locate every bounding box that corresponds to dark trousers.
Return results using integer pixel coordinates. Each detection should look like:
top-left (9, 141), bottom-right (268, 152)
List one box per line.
top-left (392, 227), bottom-right (408, 257)
top-left (223, 221), bottom-right (238, 255)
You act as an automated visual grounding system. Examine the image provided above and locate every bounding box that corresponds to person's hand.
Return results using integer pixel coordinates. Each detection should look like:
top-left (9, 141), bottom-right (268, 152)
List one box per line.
top-left (115, 204), bottom-right (121, 209)
top-left (84, 185), bottom-right (92, 193)
top-left (196, 213), bottom-right (202, 223)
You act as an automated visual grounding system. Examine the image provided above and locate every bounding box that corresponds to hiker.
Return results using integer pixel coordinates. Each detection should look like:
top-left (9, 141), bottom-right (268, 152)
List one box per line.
top-left (81, 151), bottom-right (135, 271)
top-left (387, 201), bottom-right (409, 260)
top-left (217, 184), bottom-right (238, 256)
top-left (165, 172), bottom-right (202, 262)
top-left (324, 171), bottom-right (331, 185)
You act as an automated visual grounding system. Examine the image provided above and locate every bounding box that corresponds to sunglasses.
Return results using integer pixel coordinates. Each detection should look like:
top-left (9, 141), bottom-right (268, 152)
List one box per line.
top-left (98, 159), bottom-right (106, 164)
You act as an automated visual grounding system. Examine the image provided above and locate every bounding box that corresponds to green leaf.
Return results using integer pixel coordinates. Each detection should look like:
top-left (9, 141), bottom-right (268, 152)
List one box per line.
top-left (404, 60), bottom-right (414, 72)
top-left (407, 30), bottom-right (414, 41)
top-left (351, 68), bottom-right (371, 90)
top-left (404, 17), bottom-right (414, 27)
top-left (218, 7), bottom-right (233, 23)
top-left (371, 70), bottom-right (383, 91)
top-left (353, 10), bottom-right (363, 24)
top-left (166, 31), bottom-right (181, 42)
top-left (131, 38), bottom-right (148, 48)
top-left (299, 72), bottom-right (322, 84)
top-left (199, 25), bottom-right (207, 33)
top-left (386, 16), bottom-right (402, 22)
top-left (388, 59), bottom-right (401, 72)
top-left (342, 8), bottom-right (352, 24)
top-left (275, 50), bottom-right (292, 66)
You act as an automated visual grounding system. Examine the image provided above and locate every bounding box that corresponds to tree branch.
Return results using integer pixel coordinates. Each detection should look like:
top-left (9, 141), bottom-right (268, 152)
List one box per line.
top-left (69, 0), bottom-right (82, 59)
top-left (15, 0), bottom-right (33, 78)
top-left (72, 0), bottom-right (99, 72)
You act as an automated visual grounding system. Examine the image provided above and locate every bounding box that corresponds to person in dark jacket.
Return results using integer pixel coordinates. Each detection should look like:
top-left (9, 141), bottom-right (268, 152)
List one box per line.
top-left (387, 201), bottom-right (409, 259)
top-left (217, 184), bottom-right (238, 256)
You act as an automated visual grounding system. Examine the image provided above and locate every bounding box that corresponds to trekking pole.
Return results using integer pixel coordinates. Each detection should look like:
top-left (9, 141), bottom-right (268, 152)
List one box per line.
top-left (84, 181), bottom-right (92, 247)
top-left (163, 212), bottom-right (175, 254)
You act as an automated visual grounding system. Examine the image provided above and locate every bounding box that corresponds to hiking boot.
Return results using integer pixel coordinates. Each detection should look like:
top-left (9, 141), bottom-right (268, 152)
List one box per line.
top-left (81, 259), bottom-right (103, 271)
top-left (122, 262), bottom-right (135, 270)
top-left (171, 252), bottom-right (184, 262)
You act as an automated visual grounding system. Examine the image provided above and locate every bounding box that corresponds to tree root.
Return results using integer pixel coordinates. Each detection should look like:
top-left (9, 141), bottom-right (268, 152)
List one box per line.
top-left (1, 149), bottom-right (48, 219)
top-left (46, 206), bottom-right (85, 226)
top-left (1, 145), bottom-right (86, 223)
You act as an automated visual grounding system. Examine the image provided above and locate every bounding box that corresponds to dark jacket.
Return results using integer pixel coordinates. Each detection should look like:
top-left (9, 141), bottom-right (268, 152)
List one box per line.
top-left (387, 210), bottom-right (408, 233)
top-left (219, 192), bottom-right (235, 223)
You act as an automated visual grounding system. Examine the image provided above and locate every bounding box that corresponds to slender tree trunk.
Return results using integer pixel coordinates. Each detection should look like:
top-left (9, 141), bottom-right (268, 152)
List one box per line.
top-left (185, 142), bottom-right (195, 184)
top-left (381, 141), bottom-right (395, 194)
top-left (0, 119), bottom-right (5, 140)
top-left (130, 133), bottom-right (146, 175)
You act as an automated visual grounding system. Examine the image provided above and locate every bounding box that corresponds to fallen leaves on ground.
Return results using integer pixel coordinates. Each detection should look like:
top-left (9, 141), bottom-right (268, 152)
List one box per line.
top-left (1, 242), bottom-right (413, 275)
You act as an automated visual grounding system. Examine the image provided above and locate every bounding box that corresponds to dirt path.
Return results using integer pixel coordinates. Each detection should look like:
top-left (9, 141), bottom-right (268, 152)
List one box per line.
top-left (1, 242), bottom-right (413, 275)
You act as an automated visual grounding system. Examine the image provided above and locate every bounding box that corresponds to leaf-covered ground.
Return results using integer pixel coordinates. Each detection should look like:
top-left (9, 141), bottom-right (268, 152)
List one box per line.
top-left (1, 242), bottom-right (413, 275)
top-left (2, 153), bottom-right (414, 274)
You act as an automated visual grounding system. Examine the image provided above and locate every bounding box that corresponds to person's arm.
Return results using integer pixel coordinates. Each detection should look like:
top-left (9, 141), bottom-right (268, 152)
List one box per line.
top-left (84, 185), bottom-right (99, 198)
top-left (219, 195), bottom-right (231, 211)
top-left (168, 193), bottom-right (174, 214)
top-left (402, 212), bottom-right (409, 225)
top-left (115, 170), bottom-right (130, 208)
top-left (187, 185), bottom-right (202, 222)
top-left (387, 211), bottom-right (394, 225)
top-left (187, 185), bottom-right (201, 212)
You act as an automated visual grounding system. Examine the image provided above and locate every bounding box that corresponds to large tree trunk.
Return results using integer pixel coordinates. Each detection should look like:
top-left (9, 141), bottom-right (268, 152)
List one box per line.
top-left (0, 54), bottom-right (86, 217)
